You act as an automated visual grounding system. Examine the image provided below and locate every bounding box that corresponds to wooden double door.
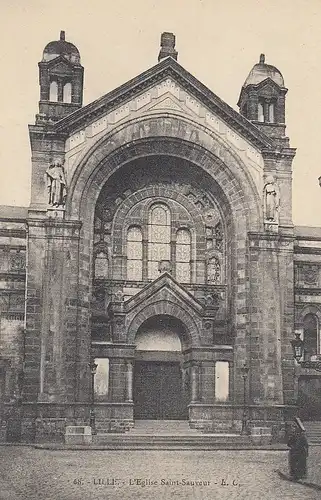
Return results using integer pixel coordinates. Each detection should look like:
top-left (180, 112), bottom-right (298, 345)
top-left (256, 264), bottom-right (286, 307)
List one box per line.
top-left (134, 361), bottom-right (188, 420)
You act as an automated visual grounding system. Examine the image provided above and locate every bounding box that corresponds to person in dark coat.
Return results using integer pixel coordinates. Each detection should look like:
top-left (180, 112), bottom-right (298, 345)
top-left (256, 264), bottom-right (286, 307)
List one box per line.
top-left (287, 417), bottom-right (309, 481)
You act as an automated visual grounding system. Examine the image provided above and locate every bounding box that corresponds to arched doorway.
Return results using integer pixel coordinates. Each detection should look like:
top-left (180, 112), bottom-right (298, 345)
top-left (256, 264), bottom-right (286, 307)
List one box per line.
top-left (134, 315), bottom-right (188, 420)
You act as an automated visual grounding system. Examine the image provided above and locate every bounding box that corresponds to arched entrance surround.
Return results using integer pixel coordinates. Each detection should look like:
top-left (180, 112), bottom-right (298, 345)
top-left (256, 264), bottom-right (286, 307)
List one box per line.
top-left (66, 113), bottom-right (263, 401)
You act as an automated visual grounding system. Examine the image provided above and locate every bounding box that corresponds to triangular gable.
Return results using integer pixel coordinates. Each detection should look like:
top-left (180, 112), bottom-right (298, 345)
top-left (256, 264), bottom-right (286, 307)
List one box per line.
top-left (148, 95), bottom-right (187, 113)
top-left (124, 272), bottom-right (203, 315)
top-left (238, 77), bottom-right (286, 106)
top-left (40, 54), bottom-right (77, 72)
top-left (55, 57), bottom-right (273, 150)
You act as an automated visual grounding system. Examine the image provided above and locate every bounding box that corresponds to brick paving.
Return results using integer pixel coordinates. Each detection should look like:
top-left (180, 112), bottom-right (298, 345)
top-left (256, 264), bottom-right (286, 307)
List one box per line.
top-left (0, 445), bottom-right (321, 500)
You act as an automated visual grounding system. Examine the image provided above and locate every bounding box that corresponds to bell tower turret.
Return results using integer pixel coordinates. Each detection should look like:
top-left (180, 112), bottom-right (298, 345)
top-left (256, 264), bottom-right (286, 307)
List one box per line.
top-left (37, 30), bottom-right (84, 123)
top-left (238, 54), bottom-right (288, 145)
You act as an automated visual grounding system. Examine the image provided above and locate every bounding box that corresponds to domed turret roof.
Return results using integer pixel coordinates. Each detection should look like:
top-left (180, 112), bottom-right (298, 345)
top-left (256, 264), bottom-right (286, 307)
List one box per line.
top-left (244, 54), bottom-right (284, 87)
top-left (42, 31), bottom-right (80, 64)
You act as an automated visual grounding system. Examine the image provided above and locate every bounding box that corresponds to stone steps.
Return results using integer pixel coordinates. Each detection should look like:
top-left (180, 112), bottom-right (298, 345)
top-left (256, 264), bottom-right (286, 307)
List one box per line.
top-left (129, 419), bottom-right (198, 435)
top-left (303, 421), bottom-right (321, 443)
top-left (92, 419), bottom-right (250, 449)
top-left (92, 433), bottom-right (250, 449)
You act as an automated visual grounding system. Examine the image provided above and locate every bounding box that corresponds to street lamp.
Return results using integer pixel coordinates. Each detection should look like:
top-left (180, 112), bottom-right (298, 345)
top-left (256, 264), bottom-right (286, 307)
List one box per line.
top-left (291, 333), bottom-right (304, 362)
top-left (291, 333), bottom-right (321, 371)
top-left (240, 363), bottom-right (250, 435)
top-left (89, 359), bottom-right (98, 434)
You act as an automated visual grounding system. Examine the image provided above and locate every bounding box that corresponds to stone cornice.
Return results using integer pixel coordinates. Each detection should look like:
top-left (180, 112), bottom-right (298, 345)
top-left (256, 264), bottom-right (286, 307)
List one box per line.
top-left (38, 54), bottom-right (83, 70)
top-left (0, 273), bottom-right (26, 282)
top-left (294, 246), bottom-right (321, 256)
top-left (28, 123), bottom-right (68, 140)
top-left (248, 232), bottom-right (294, 242)
top-left (295, 287), bottom-right (321, 296)
top-left (94, 278), bottom-right (226, 294)
top-left (0, 228), bottom-right (26, 238)
top-left (295, 235), bottom-right (321, 242)
top-left (261, 147), bottom-right (296, 160)
top-left (237, 77), bottom-right (288, 106)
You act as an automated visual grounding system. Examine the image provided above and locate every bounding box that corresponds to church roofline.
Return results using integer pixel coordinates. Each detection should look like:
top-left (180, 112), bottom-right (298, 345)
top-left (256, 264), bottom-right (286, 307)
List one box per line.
top-left (53, 57), bottom-right (274, 150)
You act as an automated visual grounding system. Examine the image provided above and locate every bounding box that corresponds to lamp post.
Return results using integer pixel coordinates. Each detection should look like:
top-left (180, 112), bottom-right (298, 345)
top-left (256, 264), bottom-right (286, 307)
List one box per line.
top-left (89, 359), bottom-right (98, 434)
top-left (240, 363), bottom-right (250, 435)
top-left (291, 333), bottom-right (304, 362)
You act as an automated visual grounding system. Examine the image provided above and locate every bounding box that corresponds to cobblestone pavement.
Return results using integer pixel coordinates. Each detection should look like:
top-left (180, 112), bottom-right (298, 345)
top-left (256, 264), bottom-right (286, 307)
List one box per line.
top-left (0, 446), bottom-right (321, 500)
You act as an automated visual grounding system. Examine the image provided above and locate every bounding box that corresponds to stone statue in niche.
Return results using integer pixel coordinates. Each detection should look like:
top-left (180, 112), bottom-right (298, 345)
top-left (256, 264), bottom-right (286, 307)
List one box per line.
top-left (264, 176), bottom-right (280, 222)
top-left (46, 158), bottom-right (67, 207)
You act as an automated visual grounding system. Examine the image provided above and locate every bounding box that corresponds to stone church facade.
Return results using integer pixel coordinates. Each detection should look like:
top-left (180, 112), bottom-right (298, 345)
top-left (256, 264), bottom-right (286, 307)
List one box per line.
top-left (0, 31), bottom-right (321, 442)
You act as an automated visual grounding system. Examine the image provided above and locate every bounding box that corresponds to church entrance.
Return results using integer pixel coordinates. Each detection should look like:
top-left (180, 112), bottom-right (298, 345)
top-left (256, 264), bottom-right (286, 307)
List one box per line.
top-left (133, 315), bottom-right (189, 420)
top-left (298, 376), bottom-right (321, 420)
top-left (134, 361), bottom-right (187, 419)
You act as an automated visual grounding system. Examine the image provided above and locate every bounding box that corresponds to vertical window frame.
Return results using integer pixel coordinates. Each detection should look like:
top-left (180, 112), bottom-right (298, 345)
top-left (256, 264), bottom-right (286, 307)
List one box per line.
top-left (126, 225), bottom-right (143, 281)
top-left (49, 80), bottom-right (58, 102)
top-left (175, 228), bottom-right (191, 283)
top-left (63, 82), bottom-right (72, 103)
top-left (147, 203), bottom-right (171, 280)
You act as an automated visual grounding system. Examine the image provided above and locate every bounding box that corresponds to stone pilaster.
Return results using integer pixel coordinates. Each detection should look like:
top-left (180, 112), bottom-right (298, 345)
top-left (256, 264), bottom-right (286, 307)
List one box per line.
top-left (126, 360), bottom-right (133, 402)
top-left (190, 362), bottom-right (200, 402)
top-left (247, 232), bottom-right (295, 406)
top-left (24, 217), bottom-right (88, 405)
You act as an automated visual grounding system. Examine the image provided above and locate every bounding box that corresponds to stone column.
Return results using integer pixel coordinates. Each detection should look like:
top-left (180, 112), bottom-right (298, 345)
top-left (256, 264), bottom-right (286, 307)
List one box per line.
top-left (126, 360), bottom-right (133, 403)
top-left (191, 363), bottom-right (199, 403)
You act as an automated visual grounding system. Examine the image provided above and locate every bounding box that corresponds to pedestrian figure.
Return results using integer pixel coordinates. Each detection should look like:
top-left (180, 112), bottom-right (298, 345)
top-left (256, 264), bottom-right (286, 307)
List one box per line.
top-left (287, 417), bottom-right (308, 481)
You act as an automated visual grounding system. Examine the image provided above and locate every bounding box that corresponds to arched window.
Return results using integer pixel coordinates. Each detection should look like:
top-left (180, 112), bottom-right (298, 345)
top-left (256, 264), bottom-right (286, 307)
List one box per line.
top-left (303, 313), bottom-right (319, 358)
top-left (207, 257), bottom-right (221, 284)
top-left (176, 229), bottom-right (191, 283)
top-left (148, 204), bottom-right (171, 280)
top-left (268, 102), bottom-right (275, 123)
top-left (258, 101), bottom-right (264, 122)
top-left (95, 252), bottom-right (109, 279)
top-left (49, 81), bottom-right (58, 102)
top-left (127, 226), bottom-right (143, 281)
top-left (63, 82), bottom-right (72, 103)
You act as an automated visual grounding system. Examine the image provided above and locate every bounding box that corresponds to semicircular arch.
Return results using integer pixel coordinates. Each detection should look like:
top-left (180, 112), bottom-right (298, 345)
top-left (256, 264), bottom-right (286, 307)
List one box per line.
top-left (126, 299), bottom-right (201, 348)
top-left (66, 113), bottom-right (263, 230)
top-left (297, 305), bottom-right (321, 326)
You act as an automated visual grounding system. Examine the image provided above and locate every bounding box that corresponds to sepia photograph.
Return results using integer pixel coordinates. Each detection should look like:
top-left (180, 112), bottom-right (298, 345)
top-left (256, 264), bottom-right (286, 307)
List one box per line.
top-left (0, 1), bottom-right (321, 498)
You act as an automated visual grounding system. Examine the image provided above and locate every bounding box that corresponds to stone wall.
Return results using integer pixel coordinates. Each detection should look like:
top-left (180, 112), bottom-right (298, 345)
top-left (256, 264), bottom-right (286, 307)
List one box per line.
top-left (0, 212), bottom-right (27, 404)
